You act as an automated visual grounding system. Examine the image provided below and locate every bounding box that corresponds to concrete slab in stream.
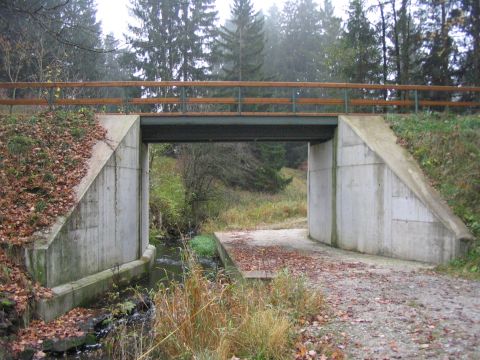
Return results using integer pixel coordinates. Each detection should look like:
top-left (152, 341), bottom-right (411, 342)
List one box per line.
top-left (214, 229), bottom-right (431, 281)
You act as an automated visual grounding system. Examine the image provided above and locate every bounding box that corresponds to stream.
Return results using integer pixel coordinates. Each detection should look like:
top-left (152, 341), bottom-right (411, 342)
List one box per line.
top-left (43, 239), bottom-right (221, 359)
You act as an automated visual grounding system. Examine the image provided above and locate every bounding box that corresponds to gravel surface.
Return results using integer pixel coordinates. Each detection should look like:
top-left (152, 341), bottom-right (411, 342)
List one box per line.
top-left (217, 229), bottom-right (480, 359)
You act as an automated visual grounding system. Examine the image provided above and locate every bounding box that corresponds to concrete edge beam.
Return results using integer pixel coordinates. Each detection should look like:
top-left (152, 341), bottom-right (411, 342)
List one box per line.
top-left (213, 233), bottom-right (274, 281)
top-left (36, 245), bottom-right (156, 322)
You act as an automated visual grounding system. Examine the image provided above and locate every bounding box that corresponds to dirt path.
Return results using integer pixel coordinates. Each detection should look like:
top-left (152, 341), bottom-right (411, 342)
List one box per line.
top-left (216, 229), bottom-right (480, 359)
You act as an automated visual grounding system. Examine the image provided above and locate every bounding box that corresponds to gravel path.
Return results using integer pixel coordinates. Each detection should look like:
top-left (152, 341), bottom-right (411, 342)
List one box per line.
top-left (216, 229), bottom-right (480, 359)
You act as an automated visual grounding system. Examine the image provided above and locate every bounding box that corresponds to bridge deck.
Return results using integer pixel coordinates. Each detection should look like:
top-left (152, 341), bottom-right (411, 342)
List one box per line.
top-left (140, 115), bottom-right (338, 142)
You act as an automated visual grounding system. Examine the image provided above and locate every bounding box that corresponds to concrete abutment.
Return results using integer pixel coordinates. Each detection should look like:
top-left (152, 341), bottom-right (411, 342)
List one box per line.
top-left (308, 115), bottom-right (473, 264)
top-left (25, 115), bottom-right (155, 321)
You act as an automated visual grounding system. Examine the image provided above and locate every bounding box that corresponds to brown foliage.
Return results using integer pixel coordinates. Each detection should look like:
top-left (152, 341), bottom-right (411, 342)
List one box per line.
top-left (0, 110), bottom-right (106, 246)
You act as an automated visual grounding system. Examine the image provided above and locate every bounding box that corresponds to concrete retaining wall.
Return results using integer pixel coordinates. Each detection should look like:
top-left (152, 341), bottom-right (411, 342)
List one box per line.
top-left (308, 115), bottom-right (472, 264)
top-left (24, 115), bottom-right (154, 320)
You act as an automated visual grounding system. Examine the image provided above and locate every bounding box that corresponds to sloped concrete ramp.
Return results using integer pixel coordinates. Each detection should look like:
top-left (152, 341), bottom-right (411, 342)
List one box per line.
top-left (308, 115), bottom-right (473, 264)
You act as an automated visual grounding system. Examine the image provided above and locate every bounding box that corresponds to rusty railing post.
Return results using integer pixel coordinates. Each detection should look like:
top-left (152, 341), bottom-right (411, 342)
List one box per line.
top-left (292, 88), bottom-right (297, 113)
top-left (343, 88), bottom-right (349, 113)
top-left (181, 86), bottom-right (186, 113)
top-left (414, 89), bottom-right (419, 114)
top-left (237, 86), bottom-right (242, 114)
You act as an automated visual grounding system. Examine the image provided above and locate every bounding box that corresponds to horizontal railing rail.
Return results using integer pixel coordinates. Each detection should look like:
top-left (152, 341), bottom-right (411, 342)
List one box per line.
top-left (0, 81), bottom-right (479, 115)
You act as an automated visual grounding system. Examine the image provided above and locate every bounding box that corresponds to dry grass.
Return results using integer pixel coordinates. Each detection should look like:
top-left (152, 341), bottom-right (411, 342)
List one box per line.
top-left (144, 259), bottom-right (323, 360)
top-left (202, 168), bottom-right (307, 232)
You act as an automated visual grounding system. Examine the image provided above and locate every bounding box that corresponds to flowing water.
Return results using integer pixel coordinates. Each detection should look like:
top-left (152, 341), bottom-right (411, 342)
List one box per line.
top-left (44, 238), bottom-right (221, 359)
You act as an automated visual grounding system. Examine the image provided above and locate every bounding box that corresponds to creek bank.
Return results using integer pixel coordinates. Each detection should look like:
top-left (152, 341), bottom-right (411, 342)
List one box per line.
top-left (9, 237), bottom-right (222, 360)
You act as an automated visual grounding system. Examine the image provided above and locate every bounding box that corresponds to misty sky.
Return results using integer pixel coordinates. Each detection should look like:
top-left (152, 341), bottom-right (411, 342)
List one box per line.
top-left (96, 0), bottom-right (351, 39)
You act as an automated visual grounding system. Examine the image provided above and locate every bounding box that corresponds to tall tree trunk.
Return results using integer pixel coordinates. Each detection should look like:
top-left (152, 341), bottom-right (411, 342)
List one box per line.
top-left (391, 0), bottom-right (402, 102)
top-left (378, 0), bottom-right (388, 100)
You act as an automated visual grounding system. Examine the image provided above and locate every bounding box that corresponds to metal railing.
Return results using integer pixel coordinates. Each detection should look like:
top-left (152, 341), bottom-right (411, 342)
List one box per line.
top-left (0, 81), bottom-right (479, 116)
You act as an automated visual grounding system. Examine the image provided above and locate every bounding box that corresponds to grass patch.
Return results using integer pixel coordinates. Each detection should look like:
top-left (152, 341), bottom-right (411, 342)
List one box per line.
top-left (190, 234), bottom-right (217, 258)
top-left (202, 167), bottom-right (307, 233)
top-left (387, 112), bottom-right (480, 278)
top-left (146, 262), bottom-right (324, 360)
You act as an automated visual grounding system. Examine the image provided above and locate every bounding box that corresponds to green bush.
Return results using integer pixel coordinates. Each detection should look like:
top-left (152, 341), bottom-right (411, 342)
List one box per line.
top-left (190, 235), bottom-right (217, 258)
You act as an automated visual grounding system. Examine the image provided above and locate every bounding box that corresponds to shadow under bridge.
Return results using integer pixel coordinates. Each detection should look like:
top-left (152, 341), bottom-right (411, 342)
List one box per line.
top-left (140, 115), bottom-right (338, 142)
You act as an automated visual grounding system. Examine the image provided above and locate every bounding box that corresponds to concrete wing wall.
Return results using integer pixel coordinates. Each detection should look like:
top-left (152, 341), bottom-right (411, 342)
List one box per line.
top-left (308, 115), bottom-right (473, 264)
top-left (25, 115), bottom-right (150, 287)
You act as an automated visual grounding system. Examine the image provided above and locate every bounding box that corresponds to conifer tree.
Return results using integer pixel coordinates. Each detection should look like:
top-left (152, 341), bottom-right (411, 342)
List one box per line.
top-left (280, 0), bottom-right (322, 82)
top-left (177, 0), bottom-right (218, 81)
top-left (341, 0), bottom-right (381, 84)
top-left (217, 0), bottom-right (264, 81)
top-left (319, 0), bottom-right (343, 82)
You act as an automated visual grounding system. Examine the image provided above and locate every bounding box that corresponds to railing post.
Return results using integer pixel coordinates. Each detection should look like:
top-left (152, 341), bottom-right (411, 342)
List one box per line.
top-left (237, 87), bottom-right (242, 114)
top-left (181, 86), bottom-right (186, 113)
top-left (123, 94), bottom-right (130, 114)
top-left (414, 89), bottom-right (419, 114)
top-left (47, 88), bottom-right (55, 110)
top-left (292, 88), bottom-right (297, 113)
top-left (343, 88), bottom-right (349, 113)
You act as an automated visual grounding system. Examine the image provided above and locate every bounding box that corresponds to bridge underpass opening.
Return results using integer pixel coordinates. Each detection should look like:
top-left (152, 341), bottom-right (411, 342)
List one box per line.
top-left (142, 115), bottom-right (337, 255)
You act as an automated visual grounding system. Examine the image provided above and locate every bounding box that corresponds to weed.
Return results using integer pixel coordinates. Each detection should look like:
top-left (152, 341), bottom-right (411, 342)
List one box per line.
top-left (43, 172), bottom-right (56, 182)
top-left (0, 264), bottom-right (12, 283)
top-left (7, 135), bottom-right (33, 156)
top-left (28, 213), bottom-right (39, 226)
top-left (35, 200), bottom-right (47, 213)
top-left (5, 115), bottom-right (17, 125)
top-left (70, 127), bottom-right (86, 139)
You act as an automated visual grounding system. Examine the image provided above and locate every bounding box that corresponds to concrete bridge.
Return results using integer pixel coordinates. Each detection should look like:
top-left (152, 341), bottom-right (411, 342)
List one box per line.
top-left (0, 81), bottom-right (476, 321)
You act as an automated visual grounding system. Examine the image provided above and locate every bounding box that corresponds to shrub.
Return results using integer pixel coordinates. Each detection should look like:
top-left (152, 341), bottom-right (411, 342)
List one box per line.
top-left (190, 235), bottom-right (217, 258)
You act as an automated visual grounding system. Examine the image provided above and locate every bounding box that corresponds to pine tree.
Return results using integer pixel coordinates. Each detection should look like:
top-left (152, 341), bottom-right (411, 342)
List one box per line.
top-left (217, 0), bottom-right (264, 81)
top-left (263, 5), bottom-right (283, 79)
top-left (341, 0), bottom-right (381, 84)
top-left (0, 0), bottom-right (104, 83)
top-left (417, 0), bottom-right (456, 87)
top-left (280, 0), bottom-right (322, 82)
top-left (58, 0), bottom-right (104, 81)
top-left (177, 0), bottom-right (218, 81)
top-left (457, 0), bottom-right (479, 87)
top-left (126, 0), bottom-right (180, 84)
top-left (319, 0), bottom-right (343, 82)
